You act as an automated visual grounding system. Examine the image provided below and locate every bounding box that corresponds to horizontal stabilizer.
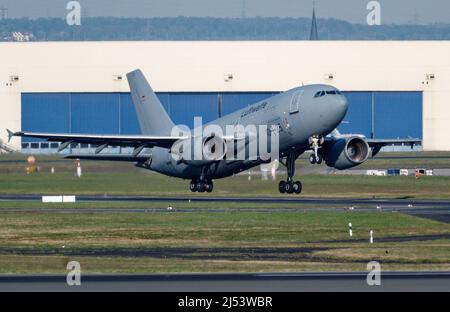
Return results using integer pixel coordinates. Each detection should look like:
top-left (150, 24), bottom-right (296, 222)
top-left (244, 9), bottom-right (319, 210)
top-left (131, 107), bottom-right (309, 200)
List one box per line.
top-left (6, 129), bottom-right (14, 143)
top-left (65, 154), bottom-right (150, 162)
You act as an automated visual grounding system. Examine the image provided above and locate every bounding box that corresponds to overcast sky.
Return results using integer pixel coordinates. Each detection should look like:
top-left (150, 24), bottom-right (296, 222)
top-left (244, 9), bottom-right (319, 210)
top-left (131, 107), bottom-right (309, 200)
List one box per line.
top-left (0, 0), bottom-right (448, 24)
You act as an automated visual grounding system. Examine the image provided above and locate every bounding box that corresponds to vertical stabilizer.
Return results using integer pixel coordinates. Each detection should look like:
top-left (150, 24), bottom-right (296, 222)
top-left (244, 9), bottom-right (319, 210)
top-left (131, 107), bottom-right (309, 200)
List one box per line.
top-left (127, 70), bottom-right (175, 135)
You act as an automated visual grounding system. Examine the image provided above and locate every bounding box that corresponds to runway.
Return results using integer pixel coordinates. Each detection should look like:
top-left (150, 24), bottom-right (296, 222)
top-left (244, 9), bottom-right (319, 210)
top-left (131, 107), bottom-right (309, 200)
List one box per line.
top-left (1, 195), bottom-right (449, 223)
top-left (2, 194), bottom-right (450, 206)
top-left (0, 272), bottom-right (448, 292)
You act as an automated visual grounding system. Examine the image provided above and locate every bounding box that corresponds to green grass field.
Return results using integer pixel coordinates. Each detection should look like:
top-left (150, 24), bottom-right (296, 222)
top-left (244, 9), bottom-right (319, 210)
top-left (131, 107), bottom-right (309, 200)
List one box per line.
top-left (1, 152), bottom-right (450, 199)
top-left (0, 172), bottom-right (449, 199)
top-left (0, 153), bottom-right (449, 273)
top-left (0, 210), bottom-right (448, 273)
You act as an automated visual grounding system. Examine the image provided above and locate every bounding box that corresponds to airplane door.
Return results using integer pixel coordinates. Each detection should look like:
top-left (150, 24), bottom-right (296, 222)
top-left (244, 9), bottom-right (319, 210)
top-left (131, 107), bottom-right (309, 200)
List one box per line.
top-left (290, 91), bottom-right (303, 114)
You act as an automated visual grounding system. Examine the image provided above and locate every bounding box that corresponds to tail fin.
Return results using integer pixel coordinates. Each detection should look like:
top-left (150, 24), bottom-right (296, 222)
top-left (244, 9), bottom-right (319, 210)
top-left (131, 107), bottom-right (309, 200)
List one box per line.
top-left (126, 69), bottom-right (175, 135)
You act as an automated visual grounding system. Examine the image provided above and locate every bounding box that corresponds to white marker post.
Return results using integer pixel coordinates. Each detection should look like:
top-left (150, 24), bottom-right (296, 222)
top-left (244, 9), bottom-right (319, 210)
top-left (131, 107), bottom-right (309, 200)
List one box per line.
top-left (75, 159), bottom-right (82, 178)
top-left (271, 166), bottom-right (276, 181)
top-left (370, 230), bottom-right (374, 244)
top-left (348, 223), bottom-right (353, 237)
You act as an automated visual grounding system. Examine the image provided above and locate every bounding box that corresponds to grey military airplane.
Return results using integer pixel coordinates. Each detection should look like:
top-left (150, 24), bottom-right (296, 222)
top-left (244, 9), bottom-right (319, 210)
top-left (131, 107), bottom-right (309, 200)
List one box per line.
top-left (8, 70), bottom-right (420, 194)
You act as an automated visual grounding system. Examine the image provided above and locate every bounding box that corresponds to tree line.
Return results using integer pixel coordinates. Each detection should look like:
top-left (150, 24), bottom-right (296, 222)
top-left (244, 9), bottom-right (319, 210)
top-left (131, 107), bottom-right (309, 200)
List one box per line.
top-left (1, 16), bottom-right (449, 41)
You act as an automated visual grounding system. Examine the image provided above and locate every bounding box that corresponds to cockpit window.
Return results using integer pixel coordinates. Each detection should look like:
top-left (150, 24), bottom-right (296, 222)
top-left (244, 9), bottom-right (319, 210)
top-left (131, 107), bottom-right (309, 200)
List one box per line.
top-left (315, 90), bottom-right (342, 98)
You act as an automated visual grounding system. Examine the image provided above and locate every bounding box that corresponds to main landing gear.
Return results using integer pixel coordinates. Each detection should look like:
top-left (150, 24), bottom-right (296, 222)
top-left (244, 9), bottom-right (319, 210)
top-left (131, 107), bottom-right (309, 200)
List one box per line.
top-left (190, 180), bottom-right (213, 193)
top-left (190, 166), bottom-right (214, 193)
top-left (279, 151), bottom-right (302, 194)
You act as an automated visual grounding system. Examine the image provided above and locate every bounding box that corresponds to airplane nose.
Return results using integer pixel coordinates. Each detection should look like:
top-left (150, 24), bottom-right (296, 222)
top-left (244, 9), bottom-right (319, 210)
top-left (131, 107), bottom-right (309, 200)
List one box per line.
top-left (334, 96), bottom-right (348, 117)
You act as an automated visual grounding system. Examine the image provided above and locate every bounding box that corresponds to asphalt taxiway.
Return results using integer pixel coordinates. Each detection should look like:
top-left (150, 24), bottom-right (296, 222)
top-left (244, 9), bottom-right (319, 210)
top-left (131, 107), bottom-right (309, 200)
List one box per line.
top-left (2, 194), bottom-right (450, 207)
top-left (1, 195), bottom-right (449, 223)
top-left (0, 272), bottom-right (448, 292)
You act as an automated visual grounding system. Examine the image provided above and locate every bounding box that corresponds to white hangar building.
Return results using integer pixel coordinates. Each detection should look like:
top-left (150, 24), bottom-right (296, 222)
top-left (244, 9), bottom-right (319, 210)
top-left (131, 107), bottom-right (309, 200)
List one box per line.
top-left (0, 41), bottom-right (449, 152)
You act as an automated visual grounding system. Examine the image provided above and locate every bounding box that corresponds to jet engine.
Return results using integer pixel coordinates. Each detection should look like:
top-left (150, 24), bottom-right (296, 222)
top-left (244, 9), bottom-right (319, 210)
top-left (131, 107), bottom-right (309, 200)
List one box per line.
top-left (170, 134), bottom-right (228, 167)
top-left (323, 136), bottom-right (370, 170)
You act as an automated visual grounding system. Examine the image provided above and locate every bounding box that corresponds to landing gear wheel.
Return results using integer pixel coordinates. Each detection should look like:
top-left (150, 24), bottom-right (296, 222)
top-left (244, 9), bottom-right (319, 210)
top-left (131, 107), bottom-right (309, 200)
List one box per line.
top-left (205, 182), bottom-right (214, 193)
top-left (279, 181), bottom-right (287, 194)
top-left (284, 181), bottom-right (294, 194)
top-left (316, 154), bottom-right (323, 165)
top-left (309, 154), bottom-right (316, 164)
top-left (279, 150), bottom-right (303, 195)
top-left (293, 181), bottom-right (302, 194)
top-left (197, 182), bottom-right (206, 193)
top-left (189, 181), bottom-right (198, 192)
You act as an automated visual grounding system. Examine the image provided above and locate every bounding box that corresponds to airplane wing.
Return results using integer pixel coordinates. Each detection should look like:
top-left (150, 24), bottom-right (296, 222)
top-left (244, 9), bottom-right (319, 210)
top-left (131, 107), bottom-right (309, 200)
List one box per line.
top-left (326, 130), bottom-right (421, 157)
top-left (7, 129), bottom-right (188, 154)
top-left (366, 138), bottom-right (422, 157)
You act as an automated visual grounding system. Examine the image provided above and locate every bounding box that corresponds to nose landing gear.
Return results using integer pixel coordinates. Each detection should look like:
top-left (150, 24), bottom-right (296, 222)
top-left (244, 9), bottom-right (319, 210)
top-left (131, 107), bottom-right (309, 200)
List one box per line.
top-left (279, 150), bottom-right (302, 194)
top-left (309, 135), bottom-right (324, 165)
top-left (309, 154), bottom-right (323, 165)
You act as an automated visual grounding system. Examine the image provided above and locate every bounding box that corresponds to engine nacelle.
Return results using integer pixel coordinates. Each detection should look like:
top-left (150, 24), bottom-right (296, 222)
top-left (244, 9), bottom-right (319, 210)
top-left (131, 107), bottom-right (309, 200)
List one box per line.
top-left (168, 134), bottom-right (228, 167)
top-left (324, 136), bottom-right (370, 170)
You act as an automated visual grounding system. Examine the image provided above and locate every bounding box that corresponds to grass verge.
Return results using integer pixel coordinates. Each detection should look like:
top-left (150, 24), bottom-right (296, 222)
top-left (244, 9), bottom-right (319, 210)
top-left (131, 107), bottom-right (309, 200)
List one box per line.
top-left (0, 210), bottom-right (448, 273)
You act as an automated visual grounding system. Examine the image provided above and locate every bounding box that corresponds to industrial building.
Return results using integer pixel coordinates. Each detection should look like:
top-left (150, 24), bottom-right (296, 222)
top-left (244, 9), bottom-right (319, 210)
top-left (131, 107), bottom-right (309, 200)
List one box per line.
top-left (0, 41), bottom-right (449, 153)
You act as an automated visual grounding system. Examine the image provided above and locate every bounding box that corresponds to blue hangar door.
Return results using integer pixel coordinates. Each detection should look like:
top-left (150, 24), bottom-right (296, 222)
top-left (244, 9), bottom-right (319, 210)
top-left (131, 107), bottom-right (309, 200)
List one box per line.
top-left (338, 91), bottom-right (422, 140)
top-left (21, 91), bottom-right (422, 149)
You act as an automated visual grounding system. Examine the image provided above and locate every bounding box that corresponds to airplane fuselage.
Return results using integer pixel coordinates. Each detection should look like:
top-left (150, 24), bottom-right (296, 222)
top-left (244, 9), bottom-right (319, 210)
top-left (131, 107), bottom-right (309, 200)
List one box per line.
top-left (144, 84), bottom-right (348, 180)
